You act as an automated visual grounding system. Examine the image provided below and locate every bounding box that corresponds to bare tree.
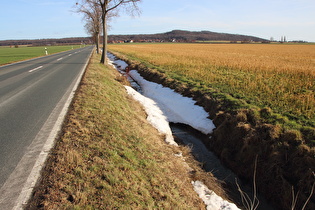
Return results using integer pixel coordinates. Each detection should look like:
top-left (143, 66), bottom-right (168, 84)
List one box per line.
top-left (98, 0), bottom-right (141, 64)
top-left (76, 0), bottom-right (102, 54)
top-left (84, 19), bottom-right (100, 53)
top-left (76, 0), bottom-right (141, 63)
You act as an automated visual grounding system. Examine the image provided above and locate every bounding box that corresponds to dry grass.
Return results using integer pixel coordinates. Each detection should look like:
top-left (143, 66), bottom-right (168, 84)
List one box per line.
top-left (27, 52), bottom-right (227, 209)
top-left (109, 43), bottom-right (315, 127)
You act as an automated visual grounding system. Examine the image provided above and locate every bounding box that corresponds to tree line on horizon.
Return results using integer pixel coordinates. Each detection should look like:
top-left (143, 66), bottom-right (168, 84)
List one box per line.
top-left (0, 29), bottom-right (269, 47)
top-left (0, 37), bottom-right (92, 47)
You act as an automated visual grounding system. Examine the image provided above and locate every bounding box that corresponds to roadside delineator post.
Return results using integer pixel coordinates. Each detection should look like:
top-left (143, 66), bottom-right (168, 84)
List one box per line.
top-left (45, 47), bottom-right (48, 55)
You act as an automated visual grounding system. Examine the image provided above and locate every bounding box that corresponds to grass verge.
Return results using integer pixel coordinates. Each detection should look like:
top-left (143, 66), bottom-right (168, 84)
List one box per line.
top-left (27, 52), bottom-right (226, 209)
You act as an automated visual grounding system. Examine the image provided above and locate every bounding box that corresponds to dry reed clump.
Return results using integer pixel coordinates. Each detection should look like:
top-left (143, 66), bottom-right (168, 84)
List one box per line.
top-left (281, 129), bottom-right (304, 146)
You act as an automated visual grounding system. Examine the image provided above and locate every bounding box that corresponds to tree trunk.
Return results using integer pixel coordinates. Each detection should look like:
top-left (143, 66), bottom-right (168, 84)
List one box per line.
top-left (96, 32), bottom-right (100, 54)
top-left (100, 15), bottom-right (107, 64)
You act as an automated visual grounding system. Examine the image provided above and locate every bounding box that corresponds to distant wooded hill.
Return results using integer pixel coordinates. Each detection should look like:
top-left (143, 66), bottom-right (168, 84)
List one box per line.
top-left (108, 30), bottom-right (268, 42)
top-left (0, 30), bottom-right (268, 46)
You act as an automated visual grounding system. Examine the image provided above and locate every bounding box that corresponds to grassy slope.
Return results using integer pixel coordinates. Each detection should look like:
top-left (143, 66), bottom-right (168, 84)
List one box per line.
top-left (27, 52), bottom-right (227, 209)
top-left (0, 45), bottom-right (82, 66)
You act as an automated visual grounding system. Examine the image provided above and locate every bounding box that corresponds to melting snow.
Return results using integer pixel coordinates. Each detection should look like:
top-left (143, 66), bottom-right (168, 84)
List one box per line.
top-left (125, 86), bottom-right (177, 146)
top-left (192, 181), bottom-right (240, 210)
top-left (128, 70), bottom-right (215, 135)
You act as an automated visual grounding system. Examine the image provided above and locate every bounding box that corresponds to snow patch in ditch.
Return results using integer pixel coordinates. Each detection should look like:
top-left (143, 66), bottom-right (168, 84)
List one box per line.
top-left (128, 70), bottom-right (215, 135)
top-left (192, 181), bottom-right (240, 210)
top-left (125, 86), bottom-right (177, 146)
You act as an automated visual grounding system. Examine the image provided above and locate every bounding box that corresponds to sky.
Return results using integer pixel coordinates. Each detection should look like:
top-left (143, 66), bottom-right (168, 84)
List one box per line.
top-left (0, 0), bottom-right (314, 42)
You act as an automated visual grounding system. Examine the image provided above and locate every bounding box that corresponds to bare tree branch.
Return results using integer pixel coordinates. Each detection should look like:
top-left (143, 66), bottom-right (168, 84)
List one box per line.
top-left (236, 155), bottom-right (259, 210)
top-left (301, 172), bottom-right (315, 210)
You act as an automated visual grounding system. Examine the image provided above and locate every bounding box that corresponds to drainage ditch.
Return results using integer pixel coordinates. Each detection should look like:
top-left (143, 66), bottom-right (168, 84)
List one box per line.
top-left (109, 53), bottom-right (274, 210)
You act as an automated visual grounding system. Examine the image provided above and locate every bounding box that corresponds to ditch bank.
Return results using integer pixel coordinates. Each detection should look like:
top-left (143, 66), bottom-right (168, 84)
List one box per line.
top-left (109, 51), bottom-right (315, 210)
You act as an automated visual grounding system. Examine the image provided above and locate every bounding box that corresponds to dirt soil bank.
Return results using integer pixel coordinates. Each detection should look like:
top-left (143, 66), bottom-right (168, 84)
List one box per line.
top-left (111, 51), bottom-right (315, 210)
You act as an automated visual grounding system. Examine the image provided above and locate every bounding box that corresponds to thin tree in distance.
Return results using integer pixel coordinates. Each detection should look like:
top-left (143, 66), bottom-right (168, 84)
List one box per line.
top-left (76, 0), bottom-right (102, 54)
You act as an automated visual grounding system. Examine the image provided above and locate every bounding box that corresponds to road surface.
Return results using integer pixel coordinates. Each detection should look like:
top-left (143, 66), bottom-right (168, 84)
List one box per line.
top-left (0, 46), bottom-right (94, 209)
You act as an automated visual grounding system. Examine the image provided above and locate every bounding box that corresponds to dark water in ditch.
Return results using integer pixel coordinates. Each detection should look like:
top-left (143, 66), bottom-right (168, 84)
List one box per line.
top-left (110, 54), bottom-right (274, 210)
top-left (171, 123), bottom-right (274, 210)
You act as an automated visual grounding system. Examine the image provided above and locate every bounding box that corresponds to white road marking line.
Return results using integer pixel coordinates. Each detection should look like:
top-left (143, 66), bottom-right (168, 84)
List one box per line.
top-left (57, 57), bottom-right (63, 61)
top-left (28, 66), bottom-right (43, 73)
top-left (68, 54), bottom-right (72, 57)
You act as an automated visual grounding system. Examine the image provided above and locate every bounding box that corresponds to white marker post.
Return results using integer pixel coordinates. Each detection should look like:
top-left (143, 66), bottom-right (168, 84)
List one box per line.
top-left (45, 47), bottom-right (48, 55)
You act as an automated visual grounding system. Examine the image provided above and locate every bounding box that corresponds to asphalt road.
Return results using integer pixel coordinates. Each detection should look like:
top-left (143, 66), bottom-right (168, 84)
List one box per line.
top-left (0, 46), bottom-right (94, 209)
